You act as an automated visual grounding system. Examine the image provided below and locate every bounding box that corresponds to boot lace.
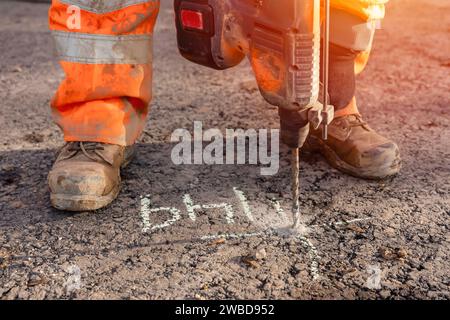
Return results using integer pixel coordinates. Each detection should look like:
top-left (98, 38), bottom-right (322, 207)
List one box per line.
top-left (346, 114), bottom-right (368, 128)
top-left (65, 142), bottom-right (110, 164)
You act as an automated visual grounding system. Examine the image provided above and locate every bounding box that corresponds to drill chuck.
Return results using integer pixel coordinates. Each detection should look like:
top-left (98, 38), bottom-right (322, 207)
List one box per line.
top-left (278, 108), bottom-right (310, 149)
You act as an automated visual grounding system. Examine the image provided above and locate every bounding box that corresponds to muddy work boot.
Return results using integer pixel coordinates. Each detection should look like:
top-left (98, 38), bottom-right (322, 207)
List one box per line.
top-left (48, 142), bottom-right (135, 211)
top-left (305, 114), bottom-right (401, 179)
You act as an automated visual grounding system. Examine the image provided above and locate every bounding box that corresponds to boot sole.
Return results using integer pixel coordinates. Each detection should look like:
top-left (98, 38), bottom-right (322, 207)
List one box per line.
top-left (303, 135), bottom-right (402, 180)
top-left (50, 146), bottom-right (136, 212)
top-left (50, 184), bottom-right (120, 212)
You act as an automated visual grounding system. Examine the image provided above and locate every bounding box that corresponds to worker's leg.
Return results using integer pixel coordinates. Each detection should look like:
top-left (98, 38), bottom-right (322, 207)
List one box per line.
top-left (47, 0), bottom-right (160, 211)
top-left (329, 0), bottom-right (388, 77)
top-left (49, 0), bottom-right (159, 146)
top-left (327, 0), bottom-right (385, 115)
top-left (328, 0), bottom-right (388, 115)
top-left (306, 0), bottom-right (401, 179)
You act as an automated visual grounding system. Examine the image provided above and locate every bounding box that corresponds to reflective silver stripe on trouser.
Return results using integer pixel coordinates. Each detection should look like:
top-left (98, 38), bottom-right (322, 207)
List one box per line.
top-left (51, 31), bottom-right (152, 64)
top-left (60, 0), bottom-right (155, 14)
top-left (329, 9), bottom-right (378, 51)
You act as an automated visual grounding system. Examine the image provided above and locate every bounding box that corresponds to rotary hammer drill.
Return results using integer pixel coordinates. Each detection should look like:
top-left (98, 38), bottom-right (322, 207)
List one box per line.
top-left (174, 0), bottom-right (334, 227)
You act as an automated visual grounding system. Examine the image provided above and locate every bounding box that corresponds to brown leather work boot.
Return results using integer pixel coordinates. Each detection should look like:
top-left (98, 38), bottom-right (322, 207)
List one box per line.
top-left (304, 114), bottom-right (401, 180)
top-left (48, 142), bottom-right (136, 211)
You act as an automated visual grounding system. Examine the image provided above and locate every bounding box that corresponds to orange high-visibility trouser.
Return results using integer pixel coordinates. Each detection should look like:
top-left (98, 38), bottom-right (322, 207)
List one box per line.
top-left (49, 0), bottom-right (386, 146)
top-left (49, 0), bottom-right (160, 146)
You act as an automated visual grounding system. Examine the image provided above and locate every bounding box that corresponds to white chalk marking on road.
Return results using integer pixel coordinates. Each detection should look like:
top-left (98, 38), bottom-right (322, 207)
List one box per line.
top-left (140, 196), bottom-right (182, 233)
top-left (297, 236), bottom-right (321, 281)
top-left (233, 187), bottom-right (254, 222)
top-left (365, 264), bottom-right (382, 290)
top-left (270, 199), bottom-right (287, 220)
top-left (200, 231), bottom-right (264, 241)
top-left (310, 217), bottom-right (374, 229)
top-left (183, 194), bottom-right (200, 222)
top-left (140, 192), bottom-right (376, 281)
top-left (147, 207), bottom-right (182, 231)
top-left (333, 217), bottom-right (373, 226)
top-left (64, 264), bottom-right (81, 295)
top-left (140, 195), bottom-right (151, 233)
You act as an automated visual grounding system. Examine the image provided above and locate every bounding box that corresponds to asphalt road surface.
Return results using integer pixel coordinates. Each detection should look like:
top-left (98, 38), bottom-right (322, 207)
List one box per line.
top-left (0, 0), bottom-right (449, 299)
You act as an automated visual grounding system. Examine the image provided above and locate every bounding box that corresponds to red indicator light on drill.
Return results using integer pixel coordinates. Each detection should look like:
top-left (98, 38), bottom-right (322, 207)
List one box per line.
top-left (181, 9), bottom-right (204, 31)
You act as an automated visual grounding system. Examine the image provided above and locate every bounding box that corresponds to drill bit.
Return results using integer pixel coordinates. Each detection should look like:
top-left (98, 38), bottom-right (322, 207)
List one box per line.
top-left (291, 147), bottom-right (300, 228)
top-left (289, 0), bottom-right (331, 229)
